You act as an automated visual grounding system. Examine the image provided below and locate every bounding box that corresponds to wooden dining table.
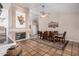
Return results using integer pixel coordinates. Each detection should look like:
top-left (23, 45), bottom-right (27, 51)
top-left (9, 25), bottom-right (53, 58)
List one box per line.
top-left (38, 31), bottom-right (65, 42)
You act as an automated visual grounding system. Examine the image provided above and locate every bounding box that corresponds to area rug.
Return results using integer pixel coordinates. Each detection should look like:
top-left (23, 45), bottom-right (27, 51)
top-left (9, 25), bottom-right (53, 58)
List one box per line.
top-left (31, 38), bottom-right (68, 50)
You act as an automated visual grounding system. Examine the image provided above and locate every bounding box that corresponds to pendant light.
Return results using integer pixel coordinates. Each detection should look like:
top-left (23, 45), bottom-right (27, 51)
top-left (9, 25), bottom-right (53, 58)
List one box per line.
top-left (40, 4), bottom-right (48, 18)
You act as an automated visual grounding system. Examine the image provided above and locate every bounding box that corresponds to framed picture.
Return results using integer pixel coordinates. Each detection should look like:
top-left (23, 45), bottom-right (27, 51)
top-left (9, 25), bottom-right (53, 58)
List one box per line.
top-left (16, 11), bottom-right (26, 28)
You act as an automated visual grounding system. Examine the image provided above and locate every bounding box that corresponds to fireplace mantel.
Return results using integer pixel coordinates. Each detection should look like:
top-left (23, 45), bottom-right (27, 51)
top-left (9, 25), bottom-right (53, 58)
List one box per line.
top-left (9, 29), bottom-right (31, 32)
top-left (8, 28), bottom-right (31, 41)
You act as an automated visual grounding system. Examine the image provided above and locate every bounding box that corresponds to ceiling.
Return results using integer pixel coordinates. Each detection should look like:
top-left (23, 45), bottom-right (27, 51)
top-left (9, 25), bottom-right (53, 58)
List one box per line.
top-left (2, 3), bottom-right (79, 13)
top-left (2, 3), bottom-right (79, 17)
top-left (15, 3), bottom-right (79, 12)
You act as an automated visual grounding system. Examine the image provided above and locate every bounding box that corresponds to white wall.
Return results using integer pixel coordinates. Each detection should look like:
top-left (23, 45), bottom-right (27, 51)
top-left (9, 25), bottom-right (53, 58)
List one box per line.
top-left (39, 11), bottom-right (79, 42)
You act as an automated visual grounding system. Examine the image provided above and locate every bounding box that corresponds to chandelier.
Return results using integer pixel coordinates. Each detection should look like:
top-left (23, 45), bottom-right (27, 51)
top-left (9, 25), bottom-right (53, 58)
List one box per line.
top-left (40, 4), bottom-right (48, 18)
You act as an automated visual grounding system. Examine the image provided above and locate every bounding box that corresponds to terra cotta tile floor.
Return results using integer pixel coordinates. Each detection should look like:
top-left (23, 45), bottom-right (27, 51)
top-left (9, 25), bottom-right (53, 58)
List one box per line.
top-left (16, 39), bottom-right (79, 56)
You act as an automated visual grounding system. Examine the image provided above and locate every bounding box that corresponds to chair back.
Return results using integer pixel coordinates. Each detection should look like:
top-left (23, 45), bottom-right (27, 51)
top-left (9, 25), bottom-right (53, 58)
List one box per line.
top-left (63, 31), bottom-right (66, 39)
top-left (38, 31), bottom-right (42, 36)
top-left (43, 31), bottom-right (48, 36)
top-left (49, 31), bottom-right (54, 37)
top-left (54, 31), bottom-right (58, 35)
top-left (37, 31), bottom-right (40, 35)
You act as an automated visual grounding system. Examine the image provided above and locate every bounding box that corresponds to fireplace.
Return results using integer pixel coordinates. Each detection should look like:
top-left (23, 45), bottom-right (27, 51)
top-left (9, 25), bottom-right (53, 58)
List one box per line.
top-left (15, 32), bottom-right (26, 40)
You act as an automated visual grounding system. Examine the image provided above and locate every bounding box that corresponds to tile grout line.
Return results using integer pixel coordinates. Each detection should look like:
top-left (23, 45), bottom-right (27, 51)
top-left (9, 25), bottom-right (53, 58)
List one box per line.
top-left (41, 46), bottom-right (52, 56)
top-left (18, 43), bottom-right (32, 56)
top-left (71, 42), bottom-right (73, 56)
top-left (61, 49), bottom-right (64, 56)
top-left (78, 43), bottom-right (79, 55)
top-left (53, 48), bottom-right (58, 56)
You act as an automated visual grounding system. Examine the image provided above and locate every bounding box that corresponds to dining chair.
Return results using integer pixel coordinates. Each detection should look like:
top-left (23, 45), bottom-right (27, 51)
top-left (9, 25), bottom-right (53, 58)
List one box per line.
top-left (58, 31), bottom-right (67, 43)
top-left (38, 31), bottom-right (43, 39)
top-left (53, 31), bottom-right (59, 42)
top-left (48, 31), bottom-right (54, 41)
top-left (42, 31), bottom-right (48, 40)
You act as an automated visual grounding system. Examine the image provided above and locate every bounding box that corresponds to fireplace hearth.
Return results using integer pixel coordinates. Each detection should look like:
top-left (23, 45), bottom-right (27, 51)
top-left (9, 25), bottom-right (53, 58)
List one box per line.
top-left (15, 32), bottom-right (26, 40)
